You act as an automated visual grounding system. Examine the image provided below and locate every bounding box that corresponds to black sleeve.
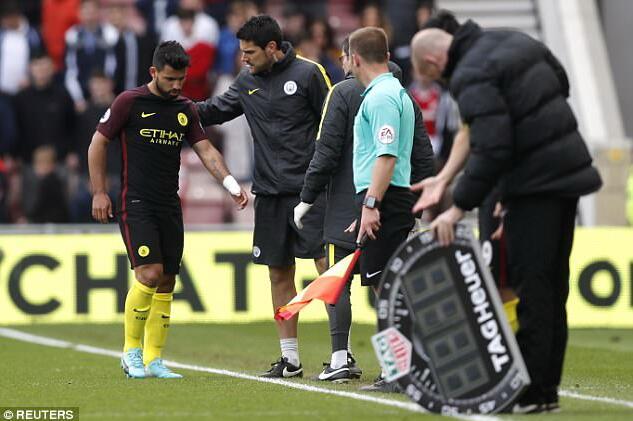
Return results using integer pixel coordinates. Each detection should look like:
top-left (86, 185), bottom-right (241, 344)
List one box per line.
top-left (300, 87), bottom-right (346, 204)
top-left (195, 75), bottom-right (243, 127)
top-left (409, 94), bottom-right (435, 184)
top-left (307, 64), bottom-right (332, 119)
top-left (452, 80), bottom-right (513, 211)
top-left (543, 46), bottom-right (570, 98)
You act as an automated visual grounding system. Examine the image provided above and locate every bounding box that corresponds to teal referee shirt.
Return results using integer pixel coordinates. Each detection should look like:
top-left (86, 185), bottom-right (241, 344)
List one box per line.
top-left (352, 72), bottom-right (415, 193)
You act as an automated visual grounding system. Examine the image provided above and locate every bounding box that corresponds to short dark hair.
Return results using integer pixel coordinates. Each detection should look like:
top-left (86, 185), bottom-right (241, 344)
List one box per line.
top-left (152, 41), bottom-right (190, 70)
top-left (341, 36), bottom-right (350, 56)
top-left (423, 10), bottom-right (460, 34)
top-left (236, 15), bottom-right (283, 50)
top-left (349, 27), bottom-right (388, 64)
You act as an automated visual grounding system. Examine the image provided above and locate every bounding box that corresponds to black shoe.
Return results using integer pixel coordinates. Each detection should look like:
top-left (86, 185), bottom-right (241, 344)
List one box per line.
top-left (347, 353), bottom-right (362, 379)
top-left (316, 363), bottom-right (351, 383)
top-left (542, 388), bottom-right (560, 413)
top-left (260, 357), bottom-right (303, 378)
top-left (500, 400), bottom-right (544, 414)
top-left (359, 375), bottom-right (400, 393)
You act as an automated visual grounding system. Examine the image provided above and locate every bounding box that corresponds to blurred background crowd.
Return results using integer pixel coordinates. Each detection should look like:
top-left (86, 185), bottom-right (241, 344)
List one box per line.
top-left (0, 0), bottom-right (459, 225)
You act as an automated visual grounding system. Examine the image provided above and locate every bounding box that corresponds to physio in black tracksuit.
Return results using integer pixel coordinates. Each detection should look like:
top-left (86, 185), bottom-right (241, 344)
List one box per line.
top-left (196, 16), bottom-right (331, 379)
top-left (296, 37), bottom-right (434, 383)
top-left (411, 21), bottom-right (602, 411)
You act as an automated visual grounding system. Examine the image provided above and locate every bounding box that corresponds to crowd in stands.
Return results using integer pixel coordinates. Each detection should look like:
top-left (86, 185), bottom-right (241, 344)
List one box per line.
top-left (0, 0), bottom-right (453, 225)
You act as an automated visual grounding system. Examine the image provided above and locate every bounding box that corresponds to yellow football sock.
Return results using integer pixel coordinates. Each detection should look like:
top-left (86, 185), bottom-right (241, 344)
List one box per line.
top-left (143, 292), bottom-right (173, 365)
top-left (123, 281), bottom-right (156, 351)
top-left (503, 297), bottom-right (520, 333)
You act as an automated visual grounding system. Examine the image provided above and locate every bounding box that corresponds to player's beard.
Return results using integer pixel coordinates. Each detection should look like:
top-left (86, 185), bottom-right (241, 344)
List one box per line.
top-left (155, 79), bottom-right (181, 100)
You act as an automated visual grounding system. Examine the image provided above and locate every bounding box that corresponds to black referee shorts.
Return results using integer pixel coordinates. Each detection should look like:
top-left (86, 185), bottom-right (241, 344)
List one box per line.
top-left (118, 201), bottom-right (184, 275)
top-left (356, 187), bottom-right (415, 287)
top-left (253, 193), bottom-right (325, 267)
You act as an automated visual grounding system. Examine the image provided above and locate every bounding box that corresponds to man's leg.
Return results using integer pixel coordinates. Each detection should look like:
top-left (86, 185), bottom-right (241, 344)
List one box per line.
top-left (142, 273), bottom-right (182, 378)
top-left (261, 264), bottom-right (304, 378)
top-left (121, 263), bottom-right (162, 378)
top-left (505, 197), bottom-right (562, 410)
top-left (543, 198), bottom-right (578, 411)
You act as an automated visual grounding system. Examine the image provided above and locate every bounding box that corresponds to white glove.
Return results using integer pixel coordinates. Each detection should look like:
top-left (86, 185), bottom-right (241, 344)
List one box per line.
top-left (222, 175), bottom-right (241, 196)
top-left (293, 201), bottom-right (313, 229)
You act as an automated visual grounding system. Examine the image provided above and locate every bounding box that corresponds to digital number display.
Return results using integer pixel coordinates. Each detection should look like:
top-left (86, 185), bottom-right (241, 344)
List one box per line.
top-left (401, 257), bottom-right (490, 399)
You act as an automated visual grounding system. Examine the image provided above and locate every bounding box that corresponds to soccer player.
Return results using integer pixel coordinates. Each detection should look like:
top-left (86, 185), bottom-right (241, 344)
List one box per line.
top-left (196, 15), bottom-right (331, 378)
top-left (88, 41), bottom-right (248, 379)
top-left (348, 27), bottom-right (418, 390)
top-left (294, 37), bottom-right (434, 384)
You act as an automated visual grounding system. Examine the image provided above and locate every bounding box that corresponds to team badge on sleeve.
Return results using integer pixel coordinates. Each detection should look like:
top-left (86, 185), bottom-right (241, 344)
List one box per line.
top-left (100, 108), bottom-right (111, 123)
top-left (377, 125), bottom-right (395, 144)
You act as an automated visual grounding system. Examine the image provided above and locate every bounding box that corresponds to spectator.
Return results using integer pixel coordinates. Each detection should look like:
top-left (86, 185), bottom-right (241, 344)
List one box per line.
top-left (42, 0), bottom-right (80, 71)
top-left (161, 0), bottom-right (219, 101)
top-left (0, 0), bottom-right (45, 95)
top-left (64, 0), bottom-right (119, 112)
top-left (106, 1), bottom-right (156, 94)
top-left (71, 71), bottom-right (118, 222)
top-left (409, 73), bottom-right (459, 167)
top-left (214, 0), bottom-right (257, 78)
top-left (0, 93), bottom-right (17, 158)
top-left (309, 18), bottom-right (344, 83)
top-left (0, 157), bottom-right (9, 222)
top-left (358, 2), bottom-right (392, 40)
top-left (135, 0), bottom-right (179, 39)
top-left (280, 3), bottom-right (309, 47)
top-left (13, 53), bottom-right (76, 165)
top-left (211, 0), bottom-right (257, 184)
top-left (21, 145), bottom-right (70, 223)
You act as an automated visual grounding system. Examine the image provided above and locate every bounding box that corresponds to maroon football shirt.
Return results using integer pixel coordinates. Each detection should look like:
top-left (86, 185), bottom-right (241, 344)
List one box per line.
top-left (97, 85), bottom-right (206, 210)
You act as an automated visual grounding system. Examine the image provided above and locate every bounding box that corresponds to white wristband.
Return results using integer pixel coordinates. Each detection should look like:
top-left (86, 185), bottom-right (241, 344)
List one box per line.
top-left (222, 175), bottom-right (241, 196)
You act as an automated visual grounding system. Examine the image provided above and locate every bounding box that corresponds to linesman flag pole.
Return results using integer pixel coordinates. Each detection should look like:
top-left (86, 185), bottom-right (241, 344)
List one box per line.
top-left (274, 248), bottom-right (361, 321)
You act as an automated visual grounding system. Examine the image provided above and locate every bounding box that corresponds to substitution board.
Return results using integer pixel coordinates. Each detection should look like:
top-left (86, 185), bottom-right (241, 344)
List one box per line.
top-left (371, 224), bottom-right (530, 414)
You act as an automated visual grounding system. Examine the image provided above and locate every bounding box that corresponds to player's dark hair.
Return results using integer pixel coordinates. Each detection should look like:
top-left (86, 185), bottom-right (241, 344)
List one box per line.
top-left (349, 27), bottom-right (388, 64)
top-left (236, 15), bottom-right (283, 50)
top-left (152, 41), bottom-right (190, 70)
top-left (341, 36), bottom-right (350, 57)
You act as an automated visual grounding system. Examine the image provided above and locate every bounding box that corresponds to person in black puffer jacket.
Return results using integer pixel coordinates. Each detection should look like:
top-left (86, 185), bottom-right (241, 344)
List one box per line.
top-left (411, 19), bottom-right (602, 413)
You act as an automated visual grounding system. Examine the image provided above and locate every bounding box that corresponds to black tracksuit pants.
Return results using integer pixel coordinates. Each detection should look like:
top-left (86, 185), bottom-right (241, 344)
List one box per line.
top-left (504, 195), bottom-right (578, 403)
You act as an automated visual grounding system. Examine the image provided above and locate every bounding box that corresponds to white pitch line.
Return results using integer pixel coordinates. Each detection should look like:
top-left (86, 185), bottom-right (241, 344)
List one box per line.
top-left (0, 327), bottom-right (501, 421)
top-left (559, 390), bottom-right (633, 409)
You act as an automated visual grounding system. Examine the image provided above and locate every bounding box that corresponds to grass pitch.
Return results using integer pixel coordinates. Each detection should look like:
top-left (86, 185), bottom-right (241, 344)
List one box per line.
top-left (1, 322), bottom-right (632, 420)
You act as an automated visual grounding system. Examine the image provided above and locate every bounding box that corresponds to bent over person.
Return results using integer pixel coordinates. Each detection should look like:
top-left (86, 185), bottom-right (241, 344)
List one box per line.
top-left (88, 41), bottom-right (248, 379)
top-left (411, 20), bottom-right (602, 412)
top-left (295, 36), bottom-right (434, 385)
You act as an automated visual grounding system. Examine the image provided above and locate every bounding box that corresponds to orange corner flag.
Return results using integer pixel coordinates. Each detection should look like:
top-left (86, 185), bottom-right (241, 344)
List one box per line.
top-left (274, 248), bottom-right (361, 321)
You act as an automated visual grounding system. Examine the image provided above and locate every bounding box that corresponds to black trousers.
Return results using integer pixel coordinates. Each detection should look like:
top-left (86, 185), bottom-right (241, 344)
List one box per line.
top-left (504, 196), bottom-right (578, 402)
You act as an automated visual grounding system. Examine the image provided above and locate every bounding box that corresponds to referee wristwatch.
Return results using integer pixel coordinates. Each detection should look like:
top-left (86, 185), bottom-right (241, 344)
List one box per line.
top-left (363, 195), bottom-right (381, 210)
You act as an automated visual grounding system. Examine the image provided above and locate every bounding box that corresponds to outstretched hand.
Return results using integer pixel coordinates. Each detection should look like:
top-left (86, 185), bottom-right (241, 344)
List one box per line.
top-left (411, 176), bottom-right (448, 213)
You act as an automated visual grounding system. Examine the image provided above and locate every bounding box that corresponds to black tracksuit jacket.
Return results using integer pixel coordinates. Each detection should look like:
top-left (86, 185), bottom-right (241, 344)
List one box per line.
top-left (196, 42), bottom-right (331, 196)
top-left (301, 65), bottom-right (435, 249)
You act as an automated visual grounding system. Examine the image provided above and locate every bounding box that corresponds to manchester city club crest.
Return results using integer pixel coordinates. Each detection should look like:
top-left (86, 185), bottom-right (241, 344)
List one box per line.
top-left (372, 224), bottom-right (530, 414)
